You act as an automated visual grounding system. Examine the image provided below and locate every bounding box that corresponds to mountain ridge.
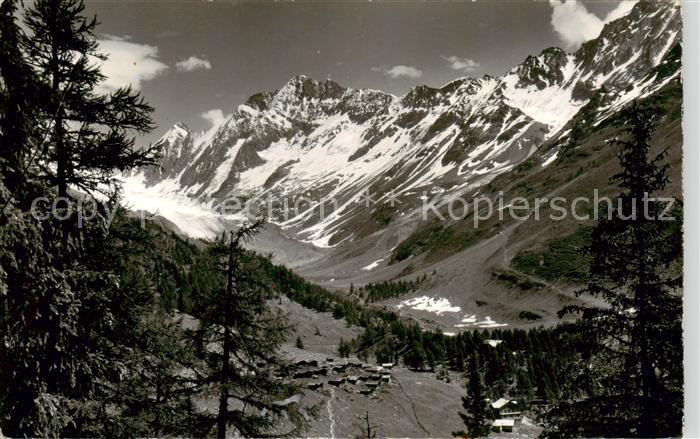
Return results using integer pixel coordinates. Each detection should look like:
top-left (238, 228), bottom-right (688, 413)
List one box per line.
top-left (130, 0), bottom-right (681, 249)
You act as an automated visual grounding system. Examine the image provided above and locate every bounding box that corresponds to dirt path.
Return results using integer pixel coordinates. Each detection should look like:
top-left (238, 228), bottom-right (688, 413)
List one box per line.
top-left (510, 266), bottom-right (569, 297)
top-left (326, 387), bottom-right (337, 438)
top-left (395, 378), bottom-right (431, 436)
top-left (499, 226), bottom-right (569, 297)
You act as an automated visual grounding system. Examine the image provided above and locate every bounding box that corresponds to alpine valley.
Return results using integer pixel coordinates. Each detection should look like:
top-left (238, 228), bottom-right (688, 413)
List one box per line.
top-left (0, 0), bottom-right (688, 436)
top-left (125, 0), bottom-right (683, 332)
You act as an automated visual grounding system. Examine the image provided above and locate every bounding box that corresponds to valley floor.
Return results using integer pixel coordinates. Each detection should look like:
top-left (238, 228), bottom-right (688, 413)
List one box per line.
top-left (275, 296), bottom-right (543, 438)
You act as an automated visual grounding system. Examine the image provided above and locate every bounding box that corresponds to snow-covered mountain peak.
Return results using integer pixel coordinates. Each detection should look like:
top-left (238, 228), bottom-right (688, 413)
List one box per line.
top-left (163, 122), bottom-right (191, 143)
top-left (270, 75), bottom-right (346, 118)
top-left (512, 47), bottom-right (570, 90)
top-left (130, 0), bottom-right (681, 245)
top-left (574, 0), bottom-right (680, 88)
top-left (243, 91), bottom-right (276, 112)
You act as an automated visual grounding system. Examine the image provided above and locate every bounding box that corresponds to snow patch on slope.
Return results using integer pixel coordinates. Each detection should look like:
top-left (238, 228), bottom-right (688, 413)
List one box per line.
top-left (207, 139), bottom-right (245, 195)
top-left (454, 314), bottom-right (508, 329)
top-left (362, 259), bottom-right (384, 271)
top-left (397, 296), bottom-right (462, 315)
top-left (501, 57), bottom-right (584, 136)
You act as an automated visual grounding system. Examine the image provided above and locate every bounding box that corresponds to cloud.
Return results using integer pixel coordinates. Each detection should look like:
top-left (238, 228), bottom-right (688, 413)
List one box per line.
top-left (201, 109), bottom-right (227, 128)
top-left (377, 65), bottom-right (423, 79)
top-left (97, 37), bottom-right (168, 93)
top-left (548, 0), bottom-right (637, 50)
top-left (442, 55), bottom-right (481, 72)
top-left (156, 30), bottom-right (182, 39)
top-left (100, 33), bottom-right (132, 42)
top-left (604, 1), bottom-right (637, 22)
top-left (176, 56), bottom-right (212, 72)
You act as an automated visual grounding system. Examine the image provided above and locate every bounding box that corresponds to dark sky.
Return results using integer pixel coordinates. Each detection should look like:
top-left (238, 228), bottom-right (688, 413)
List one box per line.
top-left (79, 0), bottom-right (622, 143)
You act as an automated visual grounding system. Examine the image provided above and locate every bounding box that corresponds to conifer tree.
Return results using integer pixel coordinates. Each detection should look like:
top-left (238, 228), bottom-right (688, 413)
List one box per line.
top-left (22, 0), bottom-right (157, 206)
top-left (453, 355), bottom-right (491, 438)
top-left (1, 2), bottom-right (171, 435)
top-left (0, 0), bottom-right (40, 198)
top-left (543, 105), bottom-right (683, 437)
top-left (191, 221), bottom-right (308, 438)
top-left (0, 3), bottom-right (84, 434)
top-left (338, 337), bottom-right (351, 358)
top-left (77, 209), bottom-right (201, 437)
top-left (0, 0), bottom-right (33, 420)
top-left (0, 184), bottom-right (77, 436)
top-left (404, 337), bottom-right (427, 370)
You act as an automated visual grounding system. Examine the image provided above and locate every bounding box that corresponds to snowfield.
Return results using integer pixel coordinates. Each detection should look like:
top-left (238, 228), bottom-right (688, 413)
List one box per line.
top-left (119, 174), bottom-right (240, 240)
top-left (454, 314), bottom-right (508, 329)
top-left (397, 296), bottom-right (462, 315)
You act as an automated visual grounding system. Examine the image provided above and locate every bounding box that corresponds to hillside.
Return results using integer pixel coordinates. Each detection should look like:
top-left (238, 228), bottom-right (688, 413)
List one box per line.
top-left (1, 0), bottom-right (685, 436)
top-left (123, 0), bottom-right (683, 332)
top-left (133, 218), bottom-right (559, 437)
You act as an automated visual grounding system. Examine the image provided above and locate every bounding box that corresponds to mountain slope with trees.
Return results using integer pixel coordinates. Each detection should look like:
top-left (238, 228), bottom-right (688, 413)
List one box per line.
top-left (0, 0), bottom-right (684, 437)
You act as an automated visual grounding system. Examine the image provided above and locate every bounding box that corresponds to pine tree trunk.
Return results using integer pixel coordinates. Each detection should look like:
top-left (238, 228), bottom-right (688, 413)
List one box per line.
top-left (41, 39), bottom-right (65, 399)
top-left (50, 41), bottom-right (69, 248)
top-left (217, 233), bottom-right (236, 439)
top-left (56, 113), bottom-right (69, 249)
top-left (51, 38), bottom-right (64, 198)
top-left (637, 256), bottom-right (657, 437)
top-left (0, 290), bottom-right (7, 423)
top-left (56, 119), bottom-right (66, 200)
top-left (217, 325), bottom-right (231, 439)
top-left (634, 204), bottom-right (658, 438)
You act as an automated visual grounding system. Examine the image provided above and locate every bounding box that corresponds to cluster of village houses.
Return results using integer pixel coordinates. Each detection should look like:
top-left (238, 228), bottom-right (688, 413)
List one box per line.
top-left (290, 358), bottom-right (395, 396)
top-left (279, 339), bottom-right (531, 434)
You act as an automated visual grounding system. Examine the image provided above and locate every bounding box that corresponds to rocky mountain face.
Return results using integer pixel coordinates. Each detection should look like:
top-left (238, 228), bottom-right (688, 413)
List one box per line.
top-left (131, 1), bottom-right (681, 248)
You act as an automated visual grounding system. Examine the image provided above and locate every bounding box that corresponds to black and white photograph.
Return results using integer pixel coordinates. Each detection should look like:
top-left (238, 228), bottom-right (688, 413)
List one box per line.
top-left (0, 0), bottom-right (695, 437)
